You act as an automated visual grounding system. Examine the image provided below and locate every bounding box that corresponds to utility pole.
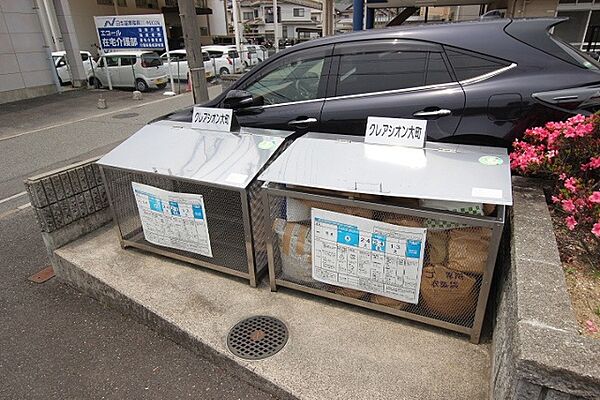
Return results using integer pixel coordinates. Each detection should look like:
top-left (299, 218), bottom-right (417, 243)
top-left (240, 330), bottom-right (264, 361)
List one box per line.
top-left (179, 0), bottom-right (209, 103)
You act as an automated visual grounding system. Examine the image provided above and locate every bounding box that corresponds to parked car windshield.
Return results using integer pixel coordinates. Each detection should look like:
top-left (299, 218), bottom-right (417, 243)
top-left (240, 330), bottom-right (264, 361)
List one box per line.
top-left (141, 53), bottom-right (162, 67)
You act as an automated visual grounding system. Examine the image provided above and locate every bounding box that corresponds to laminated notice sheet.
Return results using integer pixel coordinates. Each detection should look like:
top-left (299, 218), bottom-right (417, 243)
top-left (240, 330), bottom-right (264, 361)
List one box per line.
top-left (132, 182), bottom-right (213, 257)
top-left (312, 208), bottom-right (427, 304)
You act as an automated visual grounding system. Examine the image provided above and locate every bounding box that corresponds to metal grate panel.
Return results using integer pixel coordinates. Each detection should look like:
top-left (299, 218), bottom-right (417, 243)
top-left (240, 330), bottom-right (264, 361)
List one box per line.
top-left (103, 167), bottom-right (249, 273)
top-left (264, 188), bottom-right (504, 340)
top-left (227, 316), bottom-right (288, 360)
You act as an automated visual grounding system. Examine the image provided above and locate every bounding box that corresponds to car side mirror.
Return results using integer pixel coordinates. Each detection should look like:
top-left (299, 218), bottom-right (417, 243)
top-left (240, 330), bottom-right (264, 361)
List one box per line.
top-left (223, 90), bottom-right (263, 109)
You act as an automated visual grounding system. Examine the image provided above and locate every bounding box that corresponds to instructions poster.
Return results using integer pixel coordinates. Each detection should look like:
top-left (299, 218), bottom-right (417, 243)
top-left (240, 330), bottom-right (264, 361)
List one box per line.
top-left (311, 208), bottom-right (427, 304)
top-left (132, 182), bottom-right (213, 257)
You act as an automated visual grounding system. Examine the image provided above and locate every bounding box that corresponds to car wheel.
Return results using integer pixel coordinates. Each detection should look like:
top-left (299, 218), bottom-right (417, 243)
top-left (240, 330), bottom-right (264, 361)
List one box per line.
top-left (135, 78), bottom-right (149, 92)
top-left (219, 67), bottom-right (230, 76)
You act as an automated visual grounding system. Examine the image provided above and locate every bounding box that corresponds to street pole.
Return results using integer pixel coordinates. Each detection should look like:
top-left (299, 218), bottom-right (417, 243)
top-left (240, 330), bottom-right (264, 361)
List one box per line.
top-left (273, 0), bottom-right (279, 52)
top-left (159, 14), bottom-right (176, 96)
top-left (179, 0), bottom-right (209, 103)
top-left (232, 0), bottom-right (242, 55)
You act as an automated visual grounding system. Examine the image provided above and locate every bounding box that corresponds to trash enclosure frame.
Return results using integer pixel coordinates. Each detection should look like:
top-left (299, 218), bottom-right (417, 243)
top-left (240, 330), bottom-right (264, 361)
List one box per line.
top-left (97, 120), bottom-right (293, 287)
top-left (259, 133), bottom-right (511, 343)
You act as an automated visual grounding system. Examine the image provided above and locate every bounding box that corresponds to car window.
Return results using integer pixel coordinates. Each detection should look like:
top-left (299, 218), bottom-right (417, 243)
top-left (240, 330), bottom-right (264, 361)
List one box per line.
top-left (207, 50), bottom-right (223, 58)
top-left (244, 57), bottom-right (325, 105)
top-left (81, 53), bottom-right (89, 62)
top-left (106, 56), bottom-right (119, 67)
top-left (425, 52), bottom-right (453, 85)
top-left (202, 52), bottom-right (209, 62)
top-left (55, 56), bottom-right (66, 67)
top-left (120, 56), bottom-right (136, 66)
top-left (141, 53), bottom-right (162, 67)
top-left (335, 51), bottom-right (428, 96)
top-left (444, 48), bottom-right (510, 81)
top-left (228, 50), bottom-right (239, 58)
top-left (171, 52), bottom-right (186, 62)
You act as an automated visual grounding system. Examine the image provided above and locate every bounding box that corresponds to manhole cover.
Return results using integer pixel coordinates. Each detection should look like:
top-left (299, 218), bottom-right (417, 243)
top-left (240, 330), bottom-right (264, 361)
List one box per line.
top-left (227, 316), bottom-right (288, 360)
top-left (112, 112), bottom-right (139, 119)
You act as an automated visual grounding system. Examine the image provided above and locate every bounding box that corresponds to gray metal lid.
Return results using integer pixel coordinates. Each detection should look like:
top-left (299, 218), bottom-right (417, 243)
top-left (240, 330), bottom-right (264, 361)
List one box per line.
top-left (259, 132), bottom-right (513, 205)
top-left (98, 120), bottom-right (293, 189)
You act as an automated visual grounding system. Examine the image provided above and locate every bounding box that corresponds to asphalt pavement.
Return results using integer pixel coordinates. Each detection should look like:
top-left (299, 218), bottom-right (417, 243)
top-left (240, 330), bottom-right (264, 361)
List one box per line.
top-left (0, 86), bottom-right (277, 399)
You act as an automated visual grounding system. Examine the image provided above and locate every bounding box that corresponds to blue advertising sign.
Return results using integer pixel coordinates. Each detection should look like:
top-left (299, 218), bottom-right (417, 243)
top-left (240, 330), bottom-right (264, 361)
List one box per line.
top-left (94, 14), bottom-right (166, 51)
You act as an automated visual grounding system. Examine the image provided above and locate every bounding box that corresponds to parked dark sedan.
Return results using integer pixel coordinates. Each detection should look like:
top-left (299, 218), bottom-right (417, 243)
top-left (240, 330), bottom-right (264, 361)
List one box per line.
top-left (163, 18), bottom-right (600, 146)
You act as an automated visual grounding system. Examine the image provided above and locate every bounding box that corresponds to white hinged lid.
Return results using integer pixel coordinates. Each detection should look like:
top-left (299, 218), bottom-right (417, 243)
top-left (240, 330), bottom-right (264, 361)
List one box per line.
top-left (98, 120), bottom-right (293, 189)
top-left (259, 132), bottom-right (513, 205)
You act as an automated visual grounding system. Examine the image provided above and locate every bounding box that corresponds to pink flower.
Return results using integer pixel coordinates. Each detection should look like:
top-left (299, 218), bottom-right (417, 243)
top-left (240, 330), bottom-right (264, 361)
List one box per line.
top-left (559, 173), bottom-right (567, 181)
top-left (568, 114), bottom-right (586, 124)
top-left (562, 199), bottom-right (576, 213)
top-left (564, 177), bottom-right (578, 193)
top-left (586, 320), bottom-right (599, 333)
top-left (582, 156), bottom-right (600, 171)
top-left (592, 221), bottom-right (600, 238)
top-left (565, 216), bottom-right (578, 230)
top-left (551, 195), bottom-right (561, 204)
top-left (590, 192), bottom-right (600, 204)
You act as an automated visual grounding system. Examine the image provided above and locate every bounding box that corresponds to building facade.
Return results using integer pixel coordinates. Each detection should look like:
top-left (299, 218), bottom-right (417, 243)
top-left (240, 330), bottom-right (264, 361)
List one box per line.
top-left (0, 0), bottom-right (58, 104)
top-left (239, 0), bottom-right (320, 42)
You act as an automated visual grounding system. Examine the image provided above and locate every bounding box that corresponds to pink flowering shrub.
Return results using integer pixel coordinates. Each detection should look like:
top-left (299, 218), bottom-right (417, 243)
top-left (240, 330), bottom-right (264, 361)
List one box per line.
top-left (510, 114), bottom-right (600, 239)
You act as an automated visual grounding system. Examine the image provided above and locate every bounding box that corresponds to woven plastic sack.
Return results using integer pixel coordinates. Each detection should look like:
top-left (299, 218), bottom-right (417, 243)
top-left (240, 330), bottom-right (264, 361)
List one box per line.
top-left (447, 227), bottom-right (492, 274)
top-left (420, 264), bottom-right (478, 319)
top-left (273, 218), bottom-right (312, 284)
top-left (301, 200), bottom-right (374, 219)
top-left (334, 287), bottom-right (368, 299)
top-left (370, 294), bottom-right (409, 310)
top-left (426, 230), bottom-right (448, 265)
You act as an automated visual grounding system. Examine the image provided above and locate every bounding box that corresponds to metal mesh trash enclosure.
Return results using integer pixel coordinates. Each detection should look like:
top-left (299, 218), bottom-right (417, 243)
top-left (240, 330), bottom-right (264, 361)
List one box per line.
top-left (258, 132), bottom-right (511, 343)
top-left (102, 167), bottom-right (252, 275)
top-left (263, 187), bottom-right (505, 343)
top-left (96, 121), bottom-right (294, 286)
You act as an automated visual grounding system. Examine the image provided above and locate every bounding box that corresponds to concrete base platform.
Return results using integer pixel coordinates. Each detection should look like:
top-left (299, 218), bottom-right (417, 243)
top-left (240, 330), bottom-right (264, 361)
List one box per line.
top-left (54, 225), bottom-right (490, 400)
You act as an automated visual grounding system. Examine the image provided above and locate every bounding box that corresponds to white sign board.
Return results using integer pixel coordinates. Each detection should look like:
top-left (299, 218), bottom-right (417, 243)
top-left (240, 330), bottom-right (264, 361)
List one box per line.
top-left (365, 116), bottom-right (427, 148)
top-left (94, 14), bottom-right (167, 51)
top-left (311, 208), bottom-right (427, 304)
top-left (132, 182), bottom-right (212, 257)
top-left (192, 107), bottom-right (234, 132)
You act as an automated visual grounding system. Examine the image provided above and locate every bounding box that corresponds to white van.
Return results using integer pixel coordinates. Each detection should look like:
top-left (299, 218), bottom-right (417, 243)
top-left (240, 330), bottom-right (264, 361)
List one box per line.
top-left (204, 46), bottom-right (244, 74)
top-left (160, 49), bottom-right (229, 80)
top-left (52, 51), bottom-right (97, 84)
top-left (241, 45), bottom-right (259, 67)
top-left (91, 51), bottom-right (168, 91)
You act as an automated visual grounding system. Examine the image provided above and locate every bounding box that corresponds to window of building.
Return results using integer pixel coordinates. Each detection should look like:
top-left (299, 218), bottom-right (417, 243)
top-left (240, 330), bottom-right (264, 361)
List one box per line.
top-left (165, 0), bottom-right (178, 6)
top-left (244, 57), bottom-right (325, 104)
top-left (97, 0), bottom-right (127, 6)
top-left (554, 11), bottom-right (589, 46)
top-left (293, 8), bottom-right (305, 17)
top-left (335, 51), bottom-right (428, 96)
top-left (444, 48), bottom-right (510, 81)
top-left (243, 11), bottom-right (254, 20)
top-left (265, 6), bottom-right (281, 23)
top-left (136, 0), bottom-right (158, 8)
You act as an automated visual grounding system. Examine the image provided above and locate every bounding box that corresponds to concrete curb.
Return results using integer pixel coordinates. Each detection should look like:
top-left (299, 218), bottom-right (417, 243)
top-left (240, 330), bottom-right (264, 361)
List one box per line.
top-left (53, 244), bottom-right (298, 400)
top-left (492, 177), bottom-right (600, 399)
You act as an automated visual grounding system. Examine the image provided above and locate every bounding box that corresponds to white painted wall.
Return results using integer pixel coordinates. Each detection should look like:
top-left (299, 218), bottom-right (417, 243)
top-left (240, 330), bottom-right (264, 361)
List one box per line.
top-left (0, 0), bottom-right (57, 102)
top-left (208, 0), bottom-right (228, 36)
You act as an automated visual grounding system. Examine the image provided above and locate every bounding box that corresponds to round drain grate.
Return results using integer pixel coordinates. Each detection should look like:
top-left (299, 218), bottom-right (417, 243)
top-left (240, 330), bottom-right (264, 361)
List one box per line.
top-left (112, 112), bottom-right (139, 119)
top-left (227, 316), bottom-right (288, 360)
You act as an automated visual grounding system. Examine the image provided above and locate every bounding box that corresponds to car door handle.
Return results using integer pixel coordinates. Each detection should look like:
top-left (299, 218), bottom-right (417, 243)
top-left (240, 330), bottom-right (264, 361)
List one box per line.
top-left (413, 109), bottom-right (452, 118)
top-left (288, 117), bottom-right (317, 126)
